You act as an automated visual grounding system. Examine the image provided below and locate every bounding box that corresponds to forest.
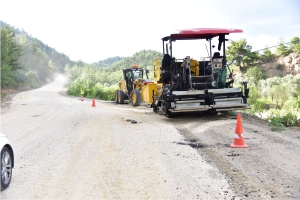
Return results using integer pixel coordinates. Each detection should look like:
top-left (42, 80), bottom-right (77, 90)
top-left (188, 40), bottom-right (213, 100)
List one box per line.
top-left (1, 21), bottom-right (300, 129)
top-left (1, 21), bottom-right (74, 89)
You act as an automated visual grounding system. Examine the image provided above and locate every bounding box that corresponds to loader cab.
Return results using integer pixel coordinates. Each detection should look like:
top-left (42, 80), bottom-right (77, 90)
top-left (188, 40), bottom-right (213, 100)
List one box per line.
top-left (123, 65), bottom-right (144, 93)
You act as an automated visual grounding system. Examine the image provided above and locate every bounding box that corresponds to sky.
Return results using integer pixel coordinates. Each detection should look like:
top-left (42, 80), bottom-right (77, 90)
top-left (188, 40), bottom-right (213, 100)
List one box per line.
top-left (1, 0), bottom-right (299, 63)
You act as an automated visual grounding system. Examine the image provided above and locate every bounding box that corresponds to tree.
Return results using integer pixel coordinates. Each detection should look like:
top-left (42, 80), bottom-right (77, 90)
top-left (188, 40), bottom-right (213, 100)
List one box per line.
top-left (1, 25), bottom-right (22, 88)
top-left (244, 66), bottom-right (265, 85)
top-left (276, 36), bottom-right (290, 56)
top-left (273, 84), bottom-right (288, 107)
top-left (290, 36), bottom-right (300, 53)
top-left (25, 71), bottom-right (39, 88)
top-left (261, 46), bottom-right (275, 61)
top-left (226, 39), bottom-right (259, 69)
top-left (282, 75), bottom-right (300, 98)
top-left (259, 77), bottom-right (281, 102)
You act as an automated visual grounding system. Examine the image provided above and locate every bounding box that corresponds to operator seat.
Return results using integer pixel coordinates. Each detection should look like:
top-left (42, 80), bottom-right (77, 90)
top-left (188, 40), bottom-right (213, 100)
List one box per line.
top-left (161, 54), bottom-right (172, 84)
top-left (161, 54), bottom-right (171, 70)
top-left (212, 52), bottom-right (222, 58)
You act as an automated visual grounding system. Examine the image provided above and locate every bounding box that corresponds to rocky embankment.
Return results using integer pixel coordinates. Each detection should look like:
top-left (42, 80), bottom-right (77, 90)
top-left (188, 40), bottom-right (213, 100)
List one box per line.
top-left (260, 52), bottom-right (300, 78)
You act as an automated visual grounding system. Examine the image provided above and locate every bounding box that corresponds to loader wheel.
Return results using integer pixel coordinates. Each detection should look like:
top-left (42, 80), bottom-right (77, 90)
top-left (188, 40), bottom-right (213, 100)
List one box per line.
top-left (207, 109), bottom-right (218, 115)
top-left (118, 91), bottom-right (125, 104)
top-left (114, 90), bottom-right (119, 104)
top-left (153, 105), bottom-right (158, 112)
top-left (163, 101), bottom-right (173, 118)
top-left (131, 89), bottom-right (142, 107)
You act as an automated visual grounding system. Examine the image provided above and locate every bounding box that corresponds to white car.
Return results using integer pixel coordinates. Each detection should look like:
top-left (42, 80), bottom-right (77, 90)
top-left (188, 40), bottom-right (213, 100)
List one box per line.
top-left (0, 133), bottom-right (14, 191)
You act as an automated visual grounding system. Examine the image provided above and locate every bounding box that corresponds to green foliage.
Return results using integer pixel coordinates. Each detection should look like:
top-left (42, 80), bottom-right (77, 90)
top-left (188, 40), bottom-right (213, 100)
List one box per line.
top-left (282, 75), bottom-right (300, 97)
top-left (1, 24), bottom-right (22, 88)
top-left (293, 44), bottom-right (300, 53)
top-left (65, 50), bottom-right (162, 101)
top-left (290, 37), bottom-right (300, 53)
top-left (1, 20), bottom-right (73, 90)
top-left (247, 85), bottom-right (269, 117)
top-left (244, 66), bottom-right (265, 85)
top-left (261, 46), bottom-right (275, 61)
top-left (93, 56), bottom-right (123, 67)
top-left (273, 84), bottom-right (288, 107)
top-left (67, 78), bottom-right (118, 101)
top-left (221, 110), bottom-right (237, 116)
top-left (268, 112), bottom-right (300, 131)
top-left (282, 97), bottom-right (300, 112)
top-left (105, 50), bottom-right (162, 72)
top-left (276, 36), bottom-right (290, 56)
top-left (246, 74), bottom-right (300, 131)
top-left (25, 71), bottom-right (40, 88)
top-left (290, 36), bottom-right (300, 52)
top-left (261, 75), bottom-right (300, 108)
top-left (226, 39), bottom-right (259, 69)
top-left (65, 50), bottom-right (162, 87)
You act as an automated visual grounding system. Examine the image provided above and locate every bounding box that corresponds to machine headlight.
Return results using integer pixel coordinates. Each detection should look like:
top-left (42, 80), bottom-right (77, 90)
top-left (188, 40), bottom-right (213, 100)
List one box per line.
top-left (211, 81), bottom-right (217, 87)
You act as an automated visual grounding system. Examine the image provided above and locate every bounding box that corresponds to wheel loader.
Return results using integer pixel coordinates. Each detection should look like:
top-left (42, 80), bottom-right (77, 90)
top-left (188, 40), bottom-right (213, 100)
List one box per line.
top-left (151, 28), bottom-right (250, 117)
top-left (114, 65), bottom-right (159, 106)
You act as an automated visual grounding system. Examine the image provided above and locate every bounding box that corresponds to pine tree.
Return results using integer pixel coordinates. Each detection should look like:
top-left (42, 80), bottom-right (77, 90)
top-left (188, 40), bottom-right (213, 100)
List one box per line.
top-left (1, 25), bottom-right (22, 88)
top-left (276, 36), bottom-right (290, 56)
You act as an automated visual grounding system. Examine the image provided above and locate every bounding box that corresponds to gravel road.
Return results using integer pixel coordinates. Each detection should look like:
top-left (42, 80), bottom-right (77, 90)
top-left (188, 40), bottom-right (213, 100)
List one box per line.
top-left (1, 74), bottom-right (299, 200)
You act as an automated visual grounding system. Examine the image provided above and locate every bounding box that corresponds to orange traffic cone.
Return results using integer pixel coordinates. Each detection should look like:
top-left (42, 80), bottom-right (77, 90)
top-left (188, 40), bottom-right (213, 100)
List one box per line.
top-left (231, 113), bottom-right (248, 148)
top-left (92, 97), bottom-right (96, 107)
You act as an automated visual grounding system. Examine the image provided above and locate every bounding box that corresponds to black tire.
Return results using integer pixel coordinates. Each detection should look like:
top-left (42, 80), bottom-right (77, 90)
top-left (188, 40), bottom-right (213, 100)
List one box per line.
top-left (131, 89), bottom-right (142, 107)
top-left (163, 101), bottom-right (173, 118)
top-left (152, 105), bottom-right (158, 112)
top-left (118, 91), bottom-right (125, 104)
top-left (1, 147), bottom-right (12, 191)
top-left (114, 90), bottom-right (119, 104)
top-left (207, 109), bottom-right (218, 115)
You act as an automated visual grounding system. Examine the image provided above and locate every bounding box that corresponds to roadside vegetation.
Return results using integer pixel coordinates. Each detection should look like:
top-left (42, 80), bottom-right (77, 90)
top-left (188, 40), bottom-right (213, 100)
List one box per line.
top-left (226, 37), bottom-right (300, 130)
top-left (64, 50), bottom-right (162, 100)
top-left (1, 21), bottom-right (299, 130)
top-left (1, 21), bottom-right (73, 90)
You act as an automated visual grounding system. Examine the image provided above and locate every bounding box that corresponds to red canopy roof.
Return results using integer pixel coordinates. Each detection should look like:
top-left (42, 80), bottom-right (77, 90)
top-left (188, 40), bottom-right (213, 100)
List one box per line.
top-left (165, 28), bottom-right (243, 40)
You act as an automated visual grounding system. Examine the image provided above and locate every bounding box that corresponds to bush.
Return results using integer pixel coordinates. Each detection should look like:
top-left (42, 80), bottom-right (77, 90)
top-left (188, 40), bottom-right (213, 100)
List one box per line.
top-left (67, 78), bottom-right (118, 101)
top-left (268, 112), bottom-right (300, 131)
top-left (249, 100), bottom-right (269, 117)
top-left (275, 64), bottom-right (284, 70)
top-left (244, 66), bottom-right (265, 85)
top-left (247, 85), bottom-right (266, 116)
top-left (282, 98), bottom-right (300, 112)
top-left (293, 43), bottom-right (300, 53)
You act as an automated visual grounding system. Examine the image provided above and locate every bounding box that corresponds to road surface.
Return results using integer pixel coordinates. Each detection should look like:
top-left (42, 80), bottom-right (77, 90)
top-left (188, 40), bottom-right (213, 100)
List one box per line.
top-left (1, 74), bottom-right (299, 199)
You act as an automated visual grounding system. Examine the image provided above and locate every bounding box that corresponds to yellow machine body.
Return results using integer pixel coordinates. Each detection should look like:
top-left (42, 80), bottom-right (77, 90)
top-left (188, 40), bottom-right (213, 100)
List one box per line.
top-left (141, 83), bottom-right (157, 104)
top-left (115, 64), bottom-right (161, 106)
top-left (119, 80), bottom-right (126, 92)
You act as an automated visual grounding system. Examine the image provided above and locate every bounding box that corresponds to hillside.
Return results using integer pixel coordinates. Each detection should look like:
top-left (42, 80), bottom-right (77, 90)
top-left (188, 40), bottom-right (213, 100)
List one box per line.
top-left (259, 52), bottom-right (300, 78)
top-left (93, 56), bottom-right (123, 67)
top-left (65, 49), bottom-right (163, 99)
top-left (1, 21), bottom-right (74, 89)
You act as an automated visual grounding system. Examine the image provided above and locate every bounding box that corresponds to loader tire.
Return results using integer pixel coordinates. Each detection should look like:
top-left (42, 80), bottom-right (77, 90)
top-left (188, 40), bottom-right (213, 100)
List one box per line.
top-left (207, 109), bottom-right (218, 115)
top-left (163, 101), bottom-right (173, 118)
top-left (114, 90), bottom-right (119, 104)
top-left (131, 89), bottom-right (142, 107)
top-left (118, 91), bottom-right (125, 104)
